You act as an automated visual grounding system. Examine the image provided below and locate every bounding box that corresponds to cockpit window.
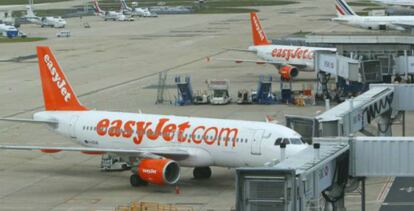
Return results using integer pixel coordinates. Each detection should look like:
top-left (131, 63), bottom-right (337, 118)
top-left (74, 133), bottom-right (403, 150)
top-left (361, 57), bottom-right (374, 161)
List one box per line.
top-left (274, 138), bottom-right (282, 145)
top-left (290, 138), bottom-right (302, 145)
top-left (274, 138), bottom-right (290, 145)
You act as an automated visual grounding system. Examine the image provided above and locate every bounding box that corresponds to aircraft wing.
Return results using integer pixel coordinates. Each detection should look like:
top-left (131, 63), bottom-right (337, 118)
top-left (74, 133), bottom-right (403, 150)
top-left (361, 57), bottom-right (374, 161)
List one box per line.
top-left (209, 57), bottom-right (279, 65)
top-left (393, 22), bottom-right (414, 29)
top-left (209, 57), bottom-right (307, 67)
top-left (0, 145), bottom-right (190, 160)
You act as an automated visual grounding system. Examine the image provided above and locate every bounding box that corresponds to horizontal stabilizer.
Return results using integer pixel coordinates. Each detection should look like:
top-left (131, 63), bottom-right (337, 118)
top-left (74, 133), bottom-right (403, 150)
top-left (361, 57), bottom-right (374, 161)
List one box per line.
top-left (226, 48), bottom-right (257, 53)
top-left (0, 145), bottom-right (189, 160)
top-left (0, 118), bottom-right (57, 125)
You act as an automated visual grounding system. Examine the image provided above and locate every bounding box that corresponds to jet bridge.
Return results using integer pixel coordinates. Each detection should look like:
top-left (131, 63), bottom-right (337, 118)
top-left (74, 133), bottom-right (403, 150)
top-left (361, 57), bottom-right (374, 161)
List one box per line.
top-left (236, 137), bottom-right (414, 211)
top-left (236, 84), bottom-right (414, 211)
top-left (309, 33), bottom-right (414, 99)
top-left (315, 52), bottom-right (383, 100)
top-left (286, 84), bottom-right (414, 140)
top-left (236, 142), bottom-right (349, 211)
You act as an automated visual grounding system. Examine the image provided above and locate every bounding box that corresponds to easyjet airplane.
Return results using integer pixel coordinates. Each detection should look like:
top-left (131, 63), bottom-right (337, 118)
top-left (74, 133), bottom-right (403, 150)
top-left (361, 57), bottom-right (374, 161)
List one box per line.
top-left (212, 12), bottom-right (336, 80)
top-left (0, 47), bottom-right (308, 187)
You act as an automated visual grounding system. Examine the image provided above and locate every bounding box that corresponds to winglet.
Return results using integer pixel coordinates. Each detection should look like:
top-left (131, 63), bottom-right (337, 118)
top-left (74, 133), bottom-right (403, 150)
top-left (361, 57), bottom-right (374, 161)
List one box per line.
top-left (37, 46), bottom-right (88, 111)
top-left (250, 12), bottom-right (270, 46)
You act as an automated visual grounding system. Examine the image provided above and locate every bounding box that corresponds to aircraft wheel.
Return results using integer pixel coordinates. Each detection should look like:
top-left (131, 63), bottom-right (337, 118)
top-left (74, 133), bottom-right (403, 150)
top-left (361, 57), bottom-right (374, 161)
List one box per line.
top-left (193, 167), bottom-right (212, 179)
top-left (130, 174), bottom-right (148, 187)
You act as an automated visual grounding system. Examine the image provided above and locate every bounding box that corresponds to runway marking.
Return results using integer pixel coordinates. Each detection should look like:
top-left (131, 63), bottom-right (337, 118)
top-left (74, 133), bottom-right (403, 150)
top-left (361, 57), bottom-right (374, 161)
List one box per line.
top-left (346, 200), bottom-right (383, 206)
top-left (0, 156), bottom-right (97, 200)
top-left (377, 177), bottom-right (394, 202)
top-left (382, 202), bottom-right (414, 206)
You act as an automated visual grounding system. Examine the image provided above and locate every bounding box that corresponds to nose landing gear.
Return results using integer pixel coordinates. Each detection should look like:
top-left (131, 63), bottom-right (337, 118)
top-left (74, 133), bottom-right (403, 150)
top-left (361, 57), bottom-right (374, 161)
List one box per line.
top-left (193, 167), bottom-right (212, 179)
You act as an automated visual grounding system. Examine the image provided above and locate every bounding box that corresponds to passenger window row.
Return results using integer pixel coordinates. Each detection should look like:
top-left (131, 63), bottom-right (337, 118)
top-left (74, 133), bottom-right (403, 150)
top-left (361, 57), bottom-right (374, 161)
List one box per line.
top-left (83, 126), bottom-right (96, 131)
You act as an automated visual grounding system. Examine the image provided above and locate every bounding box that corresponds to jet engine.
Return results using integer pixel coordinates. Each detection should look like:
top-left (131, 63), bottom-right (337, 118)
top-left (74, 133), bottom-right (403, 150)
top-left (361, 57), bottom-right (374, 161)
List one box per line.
top-left (279, 65), bottom-right (299, 80)
top-left (137, 159), bottom-right (180, 185)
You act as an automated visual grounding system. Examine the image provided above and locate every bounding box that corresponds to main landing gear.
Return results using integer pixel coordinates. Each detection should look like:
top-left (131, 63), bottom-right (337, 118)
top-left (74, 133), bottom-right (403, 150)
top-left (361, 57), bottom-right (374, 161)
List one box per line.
top-left (193, 167), bottom-right (212, 179)
top-left (130, 174), bottom-right (148, 187)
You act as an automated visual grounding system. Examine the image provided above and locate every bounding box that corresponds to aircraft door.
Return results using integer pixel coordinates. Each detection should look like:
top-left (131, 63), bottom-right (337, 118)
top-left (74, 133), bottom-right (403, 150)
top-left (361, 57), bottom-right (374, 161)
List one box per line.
top-left (69, 115), bottom-right (79, 138)
top-left (251, 129), bottom-right (264, 155)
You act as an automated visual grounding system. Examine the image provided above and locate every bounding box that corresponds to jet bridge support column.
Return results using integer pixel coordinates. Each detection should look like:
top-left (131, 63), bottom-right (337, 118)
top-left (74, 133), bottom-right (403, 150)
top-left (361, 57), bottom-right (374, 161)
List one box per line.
top-left (361, 178), bottom-right (366, 211)
top-left (316, 71), bottom-right (332, 100)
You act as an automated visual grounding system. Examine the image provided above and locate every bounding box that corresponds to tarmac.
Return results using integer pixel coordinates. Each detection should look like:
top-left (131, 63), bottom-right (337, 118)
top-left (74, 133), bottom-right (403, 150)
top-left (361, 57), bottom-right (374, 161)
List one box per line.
top-left (0, 0), bottom-right (412, 210)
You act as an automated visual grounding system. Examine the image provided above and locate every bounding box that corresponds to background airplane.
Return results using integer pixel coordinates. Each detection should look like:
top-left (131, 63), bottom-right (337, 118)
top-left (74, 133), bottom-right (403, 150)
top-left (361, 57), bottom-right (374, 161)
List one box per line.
top-left (0, 46), bottom-right (307, 187)
top-left (93, 0), bottom-right (132, 21)
top-left (211, 12), bottom-right (336, 80)
top-left (120, 0), bottom-right (158, 17)
top-left (23, 5), bottom-right (66, 28)
top-left (371, 0), bottom-right (414, 7)
top-left (333, 0), bottom-right (414, 31)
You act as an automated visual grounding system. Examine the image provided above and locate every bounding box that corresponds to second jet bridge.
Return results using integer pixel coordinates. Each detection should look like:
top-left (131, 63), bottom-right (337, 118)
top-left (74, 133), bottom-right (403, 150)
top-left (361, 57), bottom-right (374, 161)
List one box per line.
top-left (286, 84), bottom-right (414, 140)
top-left (316, 85), bottom-right (394, 137)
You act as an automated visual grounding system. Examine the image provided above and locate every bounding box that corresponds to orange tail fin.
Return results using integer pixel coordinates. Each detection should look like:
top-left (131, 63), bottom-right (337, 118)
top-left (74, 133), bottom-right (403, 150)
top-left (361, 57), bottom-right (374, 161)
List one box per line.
top-left (250, 12), bottom-right (270, 46)
top-left (37, 46), bottom-right (88, 111)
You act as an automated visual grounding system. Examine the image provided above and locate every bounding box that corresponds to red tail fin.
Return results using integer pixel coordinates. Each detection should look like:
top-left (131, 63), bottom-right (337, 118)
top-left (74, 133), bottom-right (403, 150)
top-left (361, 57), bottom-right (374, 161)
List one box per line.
top-left (250, 12), bottom-right (270, 46)
top-left (93, 0), bottom-right (103, 14)
top-left (37, 46), bottom-right (88, 111)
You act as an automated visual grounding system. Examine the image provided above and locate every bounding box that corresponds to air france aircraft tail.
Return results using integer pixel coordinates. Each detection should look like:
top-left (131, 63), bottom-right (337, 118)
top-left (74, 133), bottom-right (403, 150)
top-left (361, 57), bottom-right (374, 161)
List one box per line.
top-left (250, 12), bottom-right (271, 46)
top-left (37, 47), bottom-right (88, 111)
top-left (93, 0), bottom-right (104, 14)
top-left (335, 0), bottom-right (357, 16)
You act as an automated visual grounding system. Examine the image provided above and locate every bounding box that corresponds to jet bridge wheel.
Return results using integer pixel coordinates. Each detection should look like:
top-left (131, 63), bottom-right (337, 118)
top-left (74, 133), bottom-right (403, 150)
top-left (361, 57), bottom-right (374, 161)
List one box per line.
top-left (130, 174), bottom-right (148, 187)
top-left (193, 167), bottom-right (212, 179)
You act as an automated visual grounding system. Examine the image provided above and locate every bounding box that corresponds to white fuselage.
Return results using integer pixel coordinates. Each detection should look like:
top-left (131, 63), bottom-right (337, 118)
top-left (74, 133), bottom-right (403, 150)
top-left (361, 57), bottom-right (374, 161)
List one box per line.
top-left (249, 45), bottom-right (336, 71)
top-left (104, 11), bottom-right (126, 21)
top-left (372, 0), bottom-right (414, 6)
top-left (33, 111), bottom-right (307, 168)
top-left (25, 16), bottom-right (66, 28)
top-left (333, 16), bottom-right (414, 31)
top-left (132, 7), bottom-right (156, 17)
top-left (121, 0), bottom-right (156, 17)
top-left (41, 17), bottom-right (66, 28)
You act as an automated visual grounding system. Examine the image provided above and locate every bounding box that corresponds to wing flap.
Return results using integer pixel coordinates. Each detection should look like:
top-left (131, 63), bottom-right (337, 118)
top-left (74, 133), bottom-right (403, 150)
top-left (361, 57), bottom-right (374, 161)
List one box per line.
top-left (210, 57), bottom-right (308, 68)
top-left (393, 22), bottom-right (414, 29)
